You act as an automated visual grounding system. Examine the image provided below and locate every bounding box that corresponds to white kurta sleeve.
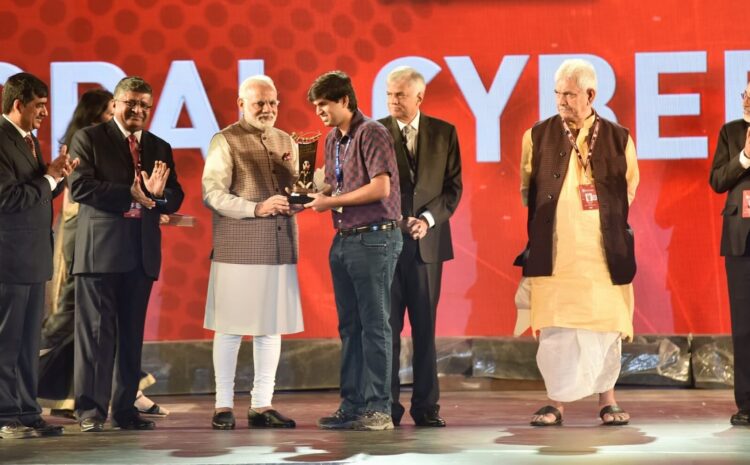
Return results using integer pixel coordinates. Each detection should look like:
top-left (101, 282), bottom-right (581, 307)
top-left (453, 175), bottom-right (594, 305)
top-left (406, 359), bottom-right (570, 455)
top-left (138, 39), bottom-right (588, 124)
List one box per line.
top-left (202, 133), bottom-right (258, 219)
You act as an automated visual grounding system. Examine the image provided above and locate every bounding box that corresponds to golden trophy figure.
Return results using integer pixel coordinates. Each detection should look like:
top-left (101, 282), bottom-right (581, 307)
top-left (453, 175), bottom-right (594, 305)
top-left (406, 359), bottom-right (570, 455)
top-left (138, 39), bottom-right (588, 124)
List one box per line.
top-left (288, 131), bottom-right (321, 204)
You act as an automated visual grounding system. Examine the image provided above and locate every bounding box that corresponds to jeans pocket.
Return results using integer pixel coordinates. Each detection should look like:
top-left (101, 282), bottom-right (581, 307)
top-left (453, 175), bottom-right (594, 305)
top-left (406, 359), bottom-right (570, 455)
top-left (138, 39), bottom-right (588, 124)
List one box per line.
top-left (359, 231), bottom-right (388, 249)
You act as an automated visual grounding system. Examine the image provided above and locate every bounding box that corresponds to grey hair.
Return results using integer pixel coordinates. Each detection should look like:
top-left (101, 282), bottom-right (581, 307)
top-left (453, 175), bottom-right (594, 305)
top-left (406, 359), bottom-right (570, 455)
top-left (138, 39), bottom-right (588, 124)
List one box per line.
top-left (386, 66), bottom-right (426, 93)
top-left (113, 76), bottom-right (152, 98)
top-left (554, 59), bottom-right (597, 92)
top-left (239, 75), bottom-right (276, 98)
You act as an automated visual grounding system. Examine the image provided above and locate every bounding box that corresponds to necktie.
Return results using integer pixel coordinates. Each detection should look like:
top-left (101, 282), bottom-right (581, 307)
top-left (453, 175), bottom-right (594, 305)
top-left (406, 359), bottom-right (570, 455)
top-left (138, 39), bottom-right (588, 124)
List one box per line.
top-left (402, 125), bottom-right (417, 181)
top-left (24, 135), bottom-right (37, 161)
top-left (402, 125), bottom-right (416, 158)
top-left (128, 134), bottom-right (141, 173)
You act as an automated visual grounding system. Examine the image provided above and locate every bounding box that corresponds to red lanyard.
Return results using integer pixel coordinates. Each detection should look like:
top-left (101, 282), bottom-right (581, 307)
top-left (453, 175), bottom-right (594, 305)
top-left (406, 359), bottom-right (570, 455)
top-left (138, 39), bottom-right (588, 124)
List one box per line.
top-left (562, 114), bottom-right (600, 175)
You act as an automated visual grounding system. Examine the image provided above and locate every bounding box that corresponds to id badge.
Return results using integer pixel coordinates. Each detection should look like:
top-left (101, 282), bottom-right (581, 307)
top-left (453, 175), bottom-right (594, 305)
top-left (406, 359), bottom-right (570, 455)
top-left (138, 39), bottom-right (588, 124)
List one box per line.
top-left (332, 189), bottom-right (343, 214)
top-left (123, 201), bottom-right (142, 218)
top-left (743, 190), bottom-right (750, 218)
top-left (579, 184), bottom-right (599, 210)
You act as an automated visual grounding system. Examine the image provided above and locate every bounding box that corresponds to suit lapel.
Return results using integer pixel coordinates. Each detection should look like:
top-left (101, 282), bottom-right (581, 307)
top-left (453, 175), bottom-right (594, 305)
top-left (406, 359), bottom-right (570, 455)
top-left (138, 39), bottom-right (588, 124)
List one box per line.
top-left (739, 121), bottom-right (750, 151)
top-left (104, 120), bottom-right (136, 172)
top-left (415, 115), bottom-right (432, 185)
top-left (385, 117), bottom-right (413, 186)
top-left (0, 119), bottom-right (41, 171)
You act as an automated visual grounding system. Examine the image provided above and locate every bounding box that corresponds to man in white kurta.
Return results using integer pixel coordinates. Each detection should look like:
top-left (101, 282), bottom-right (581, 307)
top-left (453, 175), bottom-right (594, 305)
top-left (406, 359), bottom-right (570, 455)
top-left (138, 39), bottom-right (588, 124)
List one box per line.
top-left (520, 59), bottom-right (639, 426)
top-left (202, 75), bottom-right (303, 430)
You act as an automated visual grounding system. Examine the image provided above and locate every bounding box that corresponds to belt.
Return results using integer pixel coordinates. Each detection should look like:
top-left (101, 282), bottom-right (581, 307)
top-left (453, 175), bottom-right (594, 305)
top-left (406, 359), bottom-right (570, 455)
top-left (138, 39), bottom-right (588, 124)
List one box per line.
top-left (337, 221), bottom-right (397, 237)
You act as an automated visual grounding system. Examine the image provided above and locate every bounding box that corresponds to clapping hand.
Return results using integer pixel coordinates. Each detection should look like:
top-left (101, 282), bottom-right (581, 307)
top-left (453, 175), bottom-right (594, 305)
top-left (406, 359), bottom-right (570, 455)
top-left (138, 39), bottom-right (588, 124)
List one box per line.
top-left (46, 144), bottom-right (80, 180)
top-left (141, 160), bottom-right (170, 198)
top-left (130, 177), bottom-right (155, 209)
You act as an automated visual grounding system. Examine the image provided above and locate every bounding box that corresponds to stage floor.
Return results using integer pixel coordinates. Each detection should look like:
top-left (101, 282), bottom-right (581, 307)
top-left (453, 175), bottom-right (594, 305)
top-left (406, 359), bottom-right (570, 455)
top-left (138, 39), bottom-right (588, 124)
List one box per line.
top-left (3, 389), bottom-right (749, 464)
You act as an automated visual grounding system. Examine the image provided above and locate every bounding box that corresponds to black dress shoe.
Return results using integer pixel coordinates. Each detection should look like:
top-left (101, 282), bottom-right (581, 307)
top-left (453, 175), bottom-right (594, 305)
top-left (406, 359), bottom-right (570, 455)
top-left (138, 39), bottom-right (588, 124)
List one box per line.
top-left (731, 410), bottom-right (750, 425)
top-left (248, 408), bottom-right (295, 428)
top-left (112, 414), bottom-right (155, 430)
top-left (0, 421), bottom-right (35, 439)
top-left (26, 419), bottom-right (64, 437)
top-left (412, 410), bottom-right (446, 427)
top-left (80, 417), bottom-right (106, 433)
top-left (212, 411), bottom-right (236, 430)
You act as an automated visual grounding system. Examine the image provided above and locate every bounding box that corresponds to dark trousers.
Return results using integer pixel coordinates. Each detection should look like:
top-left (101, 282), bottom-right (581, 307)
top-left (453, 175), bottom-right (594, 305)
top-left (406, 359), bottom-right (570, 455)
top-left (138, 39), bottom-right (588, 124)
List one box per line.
top-left (390, 235), bottom-right (443, 421)
top-left (329, 228), bottom-right (402, 414)
top-left (74, 270), bottom-right (153, 423)
top-left (0, 282), bottom-right (44, 426)
top-left (726, 256), bottom-right (750, 411)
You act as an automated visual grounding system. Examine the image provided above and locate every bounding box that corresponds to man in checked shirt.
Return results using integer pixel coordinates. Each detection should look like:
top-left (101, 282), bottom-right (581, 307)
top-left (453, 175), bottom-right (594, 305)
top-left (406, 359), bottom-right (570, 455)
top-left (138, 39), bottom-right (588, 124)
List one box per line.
top-left (306, 71), bottom-right (402, 431)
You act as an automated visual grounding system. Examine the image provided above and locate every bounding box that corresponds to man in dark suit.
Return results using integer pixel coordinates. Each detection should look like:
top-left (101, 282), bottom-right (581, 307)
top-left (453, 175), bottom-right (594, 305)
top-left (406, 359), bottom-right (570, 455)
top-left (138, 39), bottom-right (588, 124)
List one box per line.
top-left (378, 66), bottom-right (462, 427)
top-left (0, 73), bottom-right (77, 439)
top-left (68, 76), bottom-right (183, 432)
top-left (709, 80), bottom-right (750, 426)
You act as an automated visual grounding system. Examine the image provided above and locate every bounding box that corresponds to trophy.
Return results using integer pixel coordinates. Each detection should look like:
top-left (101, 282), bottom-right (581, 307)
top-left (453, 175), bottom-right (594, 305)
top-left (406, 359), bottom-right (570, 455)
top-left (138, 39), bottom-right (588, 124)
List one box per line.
top-left (288, 131), bottom-right (321, 204)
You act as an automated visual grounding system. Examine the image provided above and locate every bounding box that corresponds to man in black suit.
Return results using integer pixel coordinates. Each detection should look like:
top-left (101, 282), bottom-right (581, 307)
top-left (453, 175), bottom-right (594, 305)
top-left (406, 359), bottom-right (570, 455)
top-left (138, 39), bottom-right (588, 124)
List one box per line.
top-left (0, 73), bottom-right (77, 439)
top-left (709, 80), bottom-right (750, 426)
top-left (68, 76), bottom-right (183, 432)
top-left (378, 66), bottom-right (462, 427)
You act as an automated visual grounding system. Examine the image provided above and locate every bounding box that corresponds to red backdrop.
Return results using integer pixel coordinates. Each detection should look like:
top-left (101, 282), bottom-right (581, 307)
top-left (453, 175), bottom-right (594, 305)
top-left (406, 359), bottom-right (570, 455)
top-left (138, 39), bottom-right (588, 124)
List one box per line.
top-left (2, 0), bottom-right (747, 340)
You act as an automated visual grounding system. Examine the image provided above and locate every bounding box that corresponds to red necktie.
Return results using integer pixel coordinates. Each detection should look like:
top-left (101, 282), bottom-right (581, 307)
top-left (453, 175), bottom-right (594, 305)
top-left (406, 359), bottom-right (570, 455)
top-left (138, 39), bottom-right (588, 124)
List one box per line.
top-left (24, 135), bottom-right (37, 161)
top-left (128, 134), bottom-right (141, 174)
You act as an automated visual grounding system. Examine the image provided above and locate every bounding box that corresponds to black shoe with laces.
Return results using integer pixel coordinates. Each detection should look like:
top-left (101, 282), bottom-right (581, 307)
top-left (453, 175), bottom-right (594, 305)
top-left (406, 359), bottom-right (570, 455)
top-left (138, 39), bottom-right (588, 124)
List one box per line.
top-left (112, 414), bottom-right (155, 430)
top-left (79, 417), bottom-right (106, 433)
top-left (26, 419), bottom-right (64, 437)
top-left (0, 421), bottom-right (35, 439)
top-left (317, 409), bottom-right (358, 430)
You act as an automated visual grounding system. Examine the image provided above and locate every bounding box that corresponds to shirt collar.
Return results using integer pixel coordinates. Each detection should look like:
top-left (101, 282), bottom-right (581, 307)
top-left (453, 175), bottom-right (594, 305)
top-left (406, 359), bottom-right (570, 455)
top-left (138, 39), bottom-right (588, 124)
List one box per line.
top-left (335, 109), bottom-right (366, 142)
top-left (113, 116), bottom-right (143, 142)
top-left (396, 111), bottom-right (420, 133)
top-left (2, 114), bottom-right (32, 139)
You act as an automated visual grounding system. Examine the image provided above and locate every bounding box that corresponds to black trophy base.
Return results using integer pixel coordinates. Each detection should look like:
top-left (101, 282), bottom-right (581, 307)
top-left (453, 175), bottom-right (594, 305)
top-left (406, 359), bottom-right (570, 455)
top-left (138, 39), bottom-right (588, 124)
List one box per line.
top-left (288, 193), bottom-right (314, 204)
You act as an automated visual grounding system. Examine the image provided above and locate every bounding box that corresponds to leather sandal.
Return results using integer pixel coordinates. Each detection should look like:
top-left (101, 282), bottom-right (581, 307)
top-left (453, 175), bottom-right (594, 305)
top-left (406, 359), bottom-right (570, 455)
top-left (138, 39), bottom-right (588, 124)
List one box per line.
top-left (530, 405), bottom-right (563, 426)
top-left (599, 405), bottom-right (629, 425)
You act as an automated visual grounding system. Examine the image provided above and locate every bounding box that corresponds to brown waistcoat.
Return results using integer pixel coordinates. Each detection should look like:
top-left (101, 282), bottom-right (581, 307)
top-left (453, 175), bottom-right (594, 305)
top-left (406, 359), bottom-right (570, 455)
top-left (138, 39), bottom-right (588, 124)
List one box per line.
top-left (211, 120), bottom-right (298, 265)
top-left (524, 114), bottom-right (636, 285)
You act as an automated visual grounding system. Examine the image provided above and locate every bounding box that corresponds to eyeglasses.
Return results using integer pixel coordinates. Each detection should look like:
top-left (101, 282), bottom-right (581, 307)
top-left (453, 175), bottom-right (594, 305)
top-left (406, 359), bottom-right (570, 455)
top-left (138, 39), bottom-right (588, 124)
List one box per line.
top-left (247, 99), bottom-right (280, 110)
top-left (742, 92), bottom-right (750, 100)
top-left (117, 99), bottom-right (153, 111)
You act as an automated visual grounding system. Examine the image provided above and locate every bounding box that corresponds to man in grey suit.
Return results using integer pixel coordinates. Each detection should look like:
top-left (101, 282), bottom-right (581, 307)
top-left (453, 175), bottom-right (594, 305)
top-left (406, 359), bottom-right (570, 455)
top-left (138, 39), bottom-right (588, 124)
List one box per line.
top-left (378, 66), bottom-right (462, 427)
top-left (68, 76), bottom-right (183, 432)
top-left (0, 73), bottom-right (77, 439)
top-left (709, 79), bottom-right (750, 426)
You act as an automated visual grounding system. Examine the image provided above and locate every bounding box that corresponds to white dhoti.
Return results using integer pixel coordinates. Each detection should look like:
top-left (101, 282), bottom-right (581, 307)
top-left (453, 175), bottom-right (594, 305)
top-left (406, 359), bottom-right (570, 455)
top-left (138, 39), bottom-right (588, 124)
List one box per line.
top-left (204, 262), bottom-right (304, 335)
top-left (536, 327), bottom-right (622, 403)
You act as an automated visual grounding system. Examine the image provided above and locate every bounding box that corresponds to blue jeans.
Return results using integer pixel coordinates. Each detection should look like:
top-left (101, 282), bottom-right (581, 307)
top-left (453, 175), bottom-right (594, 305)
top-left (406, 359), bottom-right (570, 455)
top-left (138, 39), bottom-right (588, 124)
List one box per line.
top-left (329, 228), bottom-right (402, 414)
